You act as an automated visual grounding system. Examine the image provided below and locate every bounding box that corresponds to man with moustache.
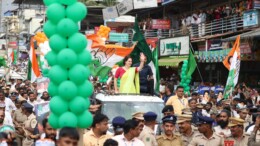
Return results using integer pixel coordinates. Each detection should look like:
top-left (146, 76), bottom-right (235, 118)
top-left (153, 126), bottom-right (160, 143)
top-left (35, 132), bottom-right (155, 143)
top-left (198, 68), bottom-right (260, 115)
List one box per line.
top-left (222, 117), bottom-right (249, 146)
top-left (214, 110), bottom-right (231, 137)
top-left (177, 114), bottom-right (198, 146)
top-left (156, 115), bottom-right (183, 146)
top-left (35, 118), bottom-right (56, 145)
top-left (83, 113), bottom-right (112, 146)
top-left (188, 116), bottom-right (223, 146)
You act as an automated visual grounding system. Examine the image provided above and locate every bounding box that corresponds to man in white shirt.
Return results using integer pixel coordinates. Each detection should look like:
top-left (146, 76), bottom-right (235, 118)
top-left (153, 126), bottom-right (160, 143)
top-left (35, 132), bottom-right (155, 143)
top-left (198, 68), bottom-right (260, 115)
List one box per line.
top-left (113, 119), bottom-right (145, 146)
top-left (0, 91), bottom-right (16, 113)
top-left (27, 92), bottom-right (38, 109)
top-left (0, 103), bottom-right (14, 127)
top-left (198, 10), bottom-right (206, 36)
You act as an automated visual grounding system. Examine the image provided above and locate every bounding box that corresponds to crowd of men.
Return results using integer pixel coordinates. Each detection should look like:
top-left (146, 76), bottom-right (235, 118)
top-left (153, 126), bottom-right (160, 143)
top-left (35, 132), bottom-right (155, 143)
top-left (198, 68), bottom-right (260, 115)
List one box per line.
top-left (1, 76), bottom-right (260, 146)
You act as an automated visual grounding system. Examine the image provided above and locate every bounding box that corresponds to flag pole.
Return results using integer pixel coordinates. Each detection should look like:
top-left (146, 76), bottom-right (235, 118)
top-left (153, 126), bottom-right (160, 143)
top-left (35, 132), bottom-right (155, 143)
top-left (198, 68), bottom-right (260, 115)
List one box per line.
top-left (189, 43), bottom-right (204, 83)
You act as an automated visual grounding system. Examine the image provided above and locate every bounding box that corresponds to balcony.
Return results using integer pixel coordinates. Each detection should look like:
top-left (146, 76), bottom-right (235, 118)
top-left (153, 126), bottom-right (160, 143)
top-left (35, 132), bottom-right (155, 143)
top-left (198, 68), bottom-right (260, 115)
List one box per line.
top-left (144, 10), bottom-right (259, 42)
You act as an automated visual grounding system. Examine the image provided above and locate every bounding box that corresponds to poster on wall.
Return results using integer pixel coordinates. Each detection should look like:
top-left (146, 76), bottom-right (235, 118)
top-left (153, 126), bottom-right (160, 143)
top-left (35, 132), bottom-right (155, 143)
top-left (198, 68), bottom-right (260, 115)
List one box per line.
top-left (159, 36), bottom-right (189, 57)
top-left (102, 6), bottom-right (119, 20)
top-left (116, 0), bottom-right (134, 15)
top-left (133, 0), bottom-right (158, 9)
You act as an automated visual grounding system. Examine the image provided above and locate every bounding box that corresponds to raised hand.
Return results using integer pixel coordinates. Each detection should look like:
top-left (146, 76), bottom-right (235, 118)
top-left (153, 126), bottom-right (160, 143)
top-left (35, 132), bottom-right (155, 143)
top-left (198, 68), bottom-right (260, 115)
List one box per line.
top-left (140, 53), bottom-right (146, 62)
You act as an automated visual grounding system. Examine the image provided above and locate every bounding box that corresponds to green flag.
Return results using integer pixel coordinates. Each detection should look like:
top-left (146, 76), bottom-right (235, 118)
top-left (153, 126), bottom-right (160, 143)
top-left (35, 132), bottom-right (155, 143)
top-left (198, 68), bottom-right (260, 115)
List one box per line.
top-left (186, 49), bottom-right (197, 77)
top-left (131, 18), bottom-right (152, 64)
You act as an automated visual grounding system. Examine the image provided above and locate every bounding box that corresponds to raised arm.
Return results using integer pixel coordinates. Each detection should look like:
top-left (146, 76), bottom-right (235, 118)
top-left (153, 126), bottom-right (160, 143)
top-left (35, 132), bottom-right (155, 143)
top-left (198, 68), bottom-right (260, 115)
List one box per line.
top-left (137, 53), bottom-right (145, 71)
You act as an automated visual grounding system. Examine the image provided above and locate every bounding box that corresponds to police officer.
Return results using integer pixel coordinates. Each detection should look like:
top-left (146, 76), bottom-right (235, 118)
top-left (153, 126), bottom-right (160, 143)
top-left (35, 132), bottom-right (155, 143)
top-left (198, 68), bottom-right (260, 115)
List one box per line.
top-left (157, 115), bottom-right (183, 146)
top-left (188, 116), bottom-right (223, 146)
top-left (13, 99), bottom-right (27, 146)
top-left (177, 114), bottom-right (198, 146)
top-left (22, 102), bottom-right (38, 146)
top-left (139, 111), bottom-right (158, 146)
top-left (162, 105), bottom-right (174, 117)
top-left (112, 116), bottom-right (126, 136)
top-left (222, 117), bottom-right (249, 146)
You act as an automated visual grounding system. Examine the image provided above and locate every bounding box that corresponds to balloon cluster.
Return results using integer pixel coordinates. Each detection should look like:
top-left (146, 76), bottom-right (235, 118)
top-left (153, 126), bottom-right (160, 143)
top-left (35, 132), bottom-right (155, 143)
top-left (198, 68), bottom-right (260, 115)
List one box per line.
top-left (180, 60), bottom-right (191, 95)
top-left (43, 0), bottom-right (93, 129)
top-left (97, 25), bottom-right (111, 39)
top-left (34, 32), bottom-right (48, 46)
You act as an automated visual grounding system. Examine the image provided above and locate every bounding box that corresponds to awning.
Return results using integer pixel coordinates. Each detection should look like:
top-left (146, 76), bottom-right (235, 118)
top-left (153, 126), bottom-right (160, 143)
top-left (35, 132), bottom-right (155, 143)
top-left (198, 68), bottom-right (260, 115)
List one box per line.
top-left (222, 28), bottom-right (260, 42)
top-left (159, 56), bottom-right (188, 67)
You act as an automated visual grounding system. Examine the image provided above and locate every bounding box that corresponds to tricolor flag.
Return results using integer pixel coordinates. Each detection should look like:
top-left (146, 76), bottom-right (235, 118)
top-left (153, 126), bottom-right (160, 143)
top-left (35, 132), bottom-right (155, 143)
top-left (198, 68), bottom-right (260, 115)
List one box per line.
top-left (87, 34), bottom-right (135, 78)
top-left (27, 37), bottom-right (41, 82)
top-left (223, 35), bottom-right (241, 99)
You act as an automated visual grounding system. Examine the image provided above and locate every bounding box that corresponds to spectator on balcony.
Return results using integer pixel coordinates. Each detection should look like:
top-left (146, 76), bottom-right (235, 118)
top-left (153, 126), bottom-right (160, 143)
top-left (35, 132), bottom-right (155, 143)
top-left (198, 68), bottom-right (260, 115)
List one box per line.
top-left (181, 14), bottom-right (189, 35)
top-left (191, 11), bottom-right (199, 37)
top-left (198, 10), bottom-right (206, 37)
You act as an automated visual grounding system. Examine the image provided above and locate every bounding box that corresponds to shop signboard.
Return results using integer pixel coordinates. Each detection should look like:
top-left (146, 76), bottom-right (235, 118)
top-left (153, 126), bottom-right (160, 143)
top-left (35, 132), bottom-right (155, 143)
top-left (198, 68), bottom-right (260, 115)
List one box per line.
top-left (133, 0), bottom-right (158, 9)
top-left (243, 9), bottom-right (259, 27)
top-left (159, 36), bottom-right (189, 57)
top-left (151, 19), bottom-right (171, 29)
top-left (208, 39), bottom-right (223, 50)
top-left (109, 33), bottom-right (129, 42)
top-left (116, 0), bottom-right (134, 15)
top-left (161, 0), bottom-right (176, 5)
top-left (102, 6), bottom-right (119, 20)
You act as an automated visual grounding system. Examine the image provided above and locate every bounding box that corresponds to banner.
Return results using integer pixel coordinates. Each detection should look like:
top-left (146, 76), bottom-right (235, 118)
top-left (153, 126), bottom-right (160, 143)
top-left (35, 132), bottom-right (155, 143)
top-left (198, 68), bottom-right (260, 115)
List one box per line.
top-left (102, 6), bottom-right (119, 20)
top-left (159, 36), bottom-right (190, 57)
top-left (151, 19), bottom-right (171, 29)
top-left (34, 101), bottom-right (50, 125)
top-left (133, 0), bottom-right (158, 9)
top-left (116, 0), bottom-right (134, 15)
top-left (223, 36), bottom-right (241, 99)
top-left (37, 77), bottom-right (50, 93)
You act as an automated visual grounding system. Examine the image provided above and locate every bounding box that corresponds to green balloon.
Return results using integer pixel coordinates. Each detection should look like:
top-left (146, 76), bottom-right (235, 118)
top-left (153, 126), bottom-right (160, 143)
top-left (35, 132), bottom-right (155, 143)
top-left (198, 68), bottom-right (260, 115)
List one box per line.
top-left (185, 86), bottom-right (190, 91)
top-left (68, 64), bottom-right (90, 85)
top-left (48, 113), bottom-right (60, 129)
top-left (42, 69), bottom-right (49, 77)
top-left (50, 96), bottom-right (69, 116)
top-left (48, 82), bottom-right (58, 97)
top-left (49, 35), bottom-right (67, 53)
top-left (47, 3), bottom-right (65, 24)
top-left (45, 51), bottom-right (57, 66)
top-left (58, 81), bottom-right (78, 101)
top-left (66, 2), bottom-right (87, 22)
top-left (78, 50), bottom-right (92, 65)
top-left (183, 60), bottom-right (188, 64)
top-left (57, 18), bottom-right (78, 37)
top-left (57, 49), bottom-right (77, 69)
top-left (43, 0), bottom-right (58, 6)
top-left (78, 80), bottom-right (93, 98)
top-left (59, 0), bottom-right (77, 5)
top-left (43, 21), bottom-right (57, 38)
top-left (186, 79), bottom-right (191, 83)
top-left (69, 96), bottom-right (88, 115)
top-left (59, 112), bottom-right (77, 128)
top-left (77, 111), bottom-right (93, 128)
top-left (68, 33), bottom-right (87, 53)
top-left (48, 65), bottom-right (68, 85)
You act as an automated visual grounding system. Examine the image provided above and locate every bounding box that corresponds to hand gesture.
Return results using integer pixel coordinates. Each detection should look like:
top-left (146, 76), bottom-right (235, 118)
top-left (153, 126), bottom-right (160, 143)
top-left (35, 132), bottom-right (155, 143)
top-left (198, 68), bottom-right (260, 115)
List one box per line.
top-left (140, 53), bottom-right (146, 62)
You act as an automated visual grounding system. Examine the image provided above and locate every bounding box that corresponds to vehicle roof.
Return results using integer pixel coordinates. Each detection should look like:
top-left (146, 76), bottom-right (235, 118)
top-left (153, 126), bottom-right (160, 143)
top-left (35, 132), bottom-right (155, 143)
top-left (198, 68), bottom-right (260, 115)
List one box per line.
top-left (95, 93), bottom-right (164, 103)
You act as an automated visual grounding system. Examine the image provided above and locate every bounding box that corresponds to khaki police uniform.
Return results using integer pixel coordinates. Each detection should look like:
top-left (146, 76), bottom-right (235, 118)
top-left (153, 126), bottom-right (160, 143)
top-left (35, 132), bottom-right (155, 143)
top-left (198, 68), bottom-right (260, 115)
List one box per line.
top-left (139, 112), bottom-right (158, 146)
top-left (139, 125), bottom-right (158, 146)
top-left (157, 134), bottom-right (183, 146)
top-left (223, 135), bottom-right (249, 146)
top-left (221, 117), bottom-right (249, 146)
top-left (13, 108), bottom-right (27, 146)
top-left (188, 133), bottom-right (223, 146)
top-left (176, 114), bottom-right (198, 146)
top-left (22, 113), bottom-right (37, 146)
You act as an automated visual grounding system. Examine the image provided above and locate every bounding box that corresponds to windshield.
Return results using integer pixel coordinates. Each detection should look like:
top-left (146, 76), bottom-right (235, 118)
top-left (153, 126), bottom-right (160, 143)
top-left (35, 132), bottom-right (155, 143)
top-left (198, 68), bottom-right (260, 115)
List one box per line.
top-left (101, 102), bottom-right (165, 123)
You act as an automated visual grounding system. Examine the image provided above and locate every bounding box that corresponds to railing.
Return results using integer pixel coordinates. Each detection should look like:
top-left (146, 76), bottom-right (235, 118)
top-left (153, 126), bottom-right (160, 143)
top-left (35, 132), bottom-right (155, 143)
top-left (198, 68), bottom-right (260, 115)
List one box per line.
top-left (144, 14), bottom-right (247, 40)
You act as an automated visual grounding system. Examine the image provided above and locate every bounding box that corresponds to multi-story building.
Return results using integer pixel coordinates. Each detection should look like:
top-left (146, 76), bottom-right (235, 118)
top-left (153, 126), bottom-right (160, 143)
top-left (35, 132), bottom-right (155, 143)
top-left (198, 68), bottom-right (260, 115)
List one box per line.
top-left (0, 0), bottom-right (18, 32)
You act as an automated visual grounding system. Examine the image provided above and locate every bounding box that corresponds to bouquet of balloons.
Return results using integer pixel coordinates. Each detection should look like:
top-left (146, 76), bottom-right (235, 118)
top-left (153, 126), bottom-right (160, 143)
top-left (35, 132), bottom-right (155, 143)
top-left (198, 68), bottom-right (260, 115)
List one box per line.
top-left (43, 0), bottom-right (93, 129)
top-left (180, 60), bottom-right (191, 95)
